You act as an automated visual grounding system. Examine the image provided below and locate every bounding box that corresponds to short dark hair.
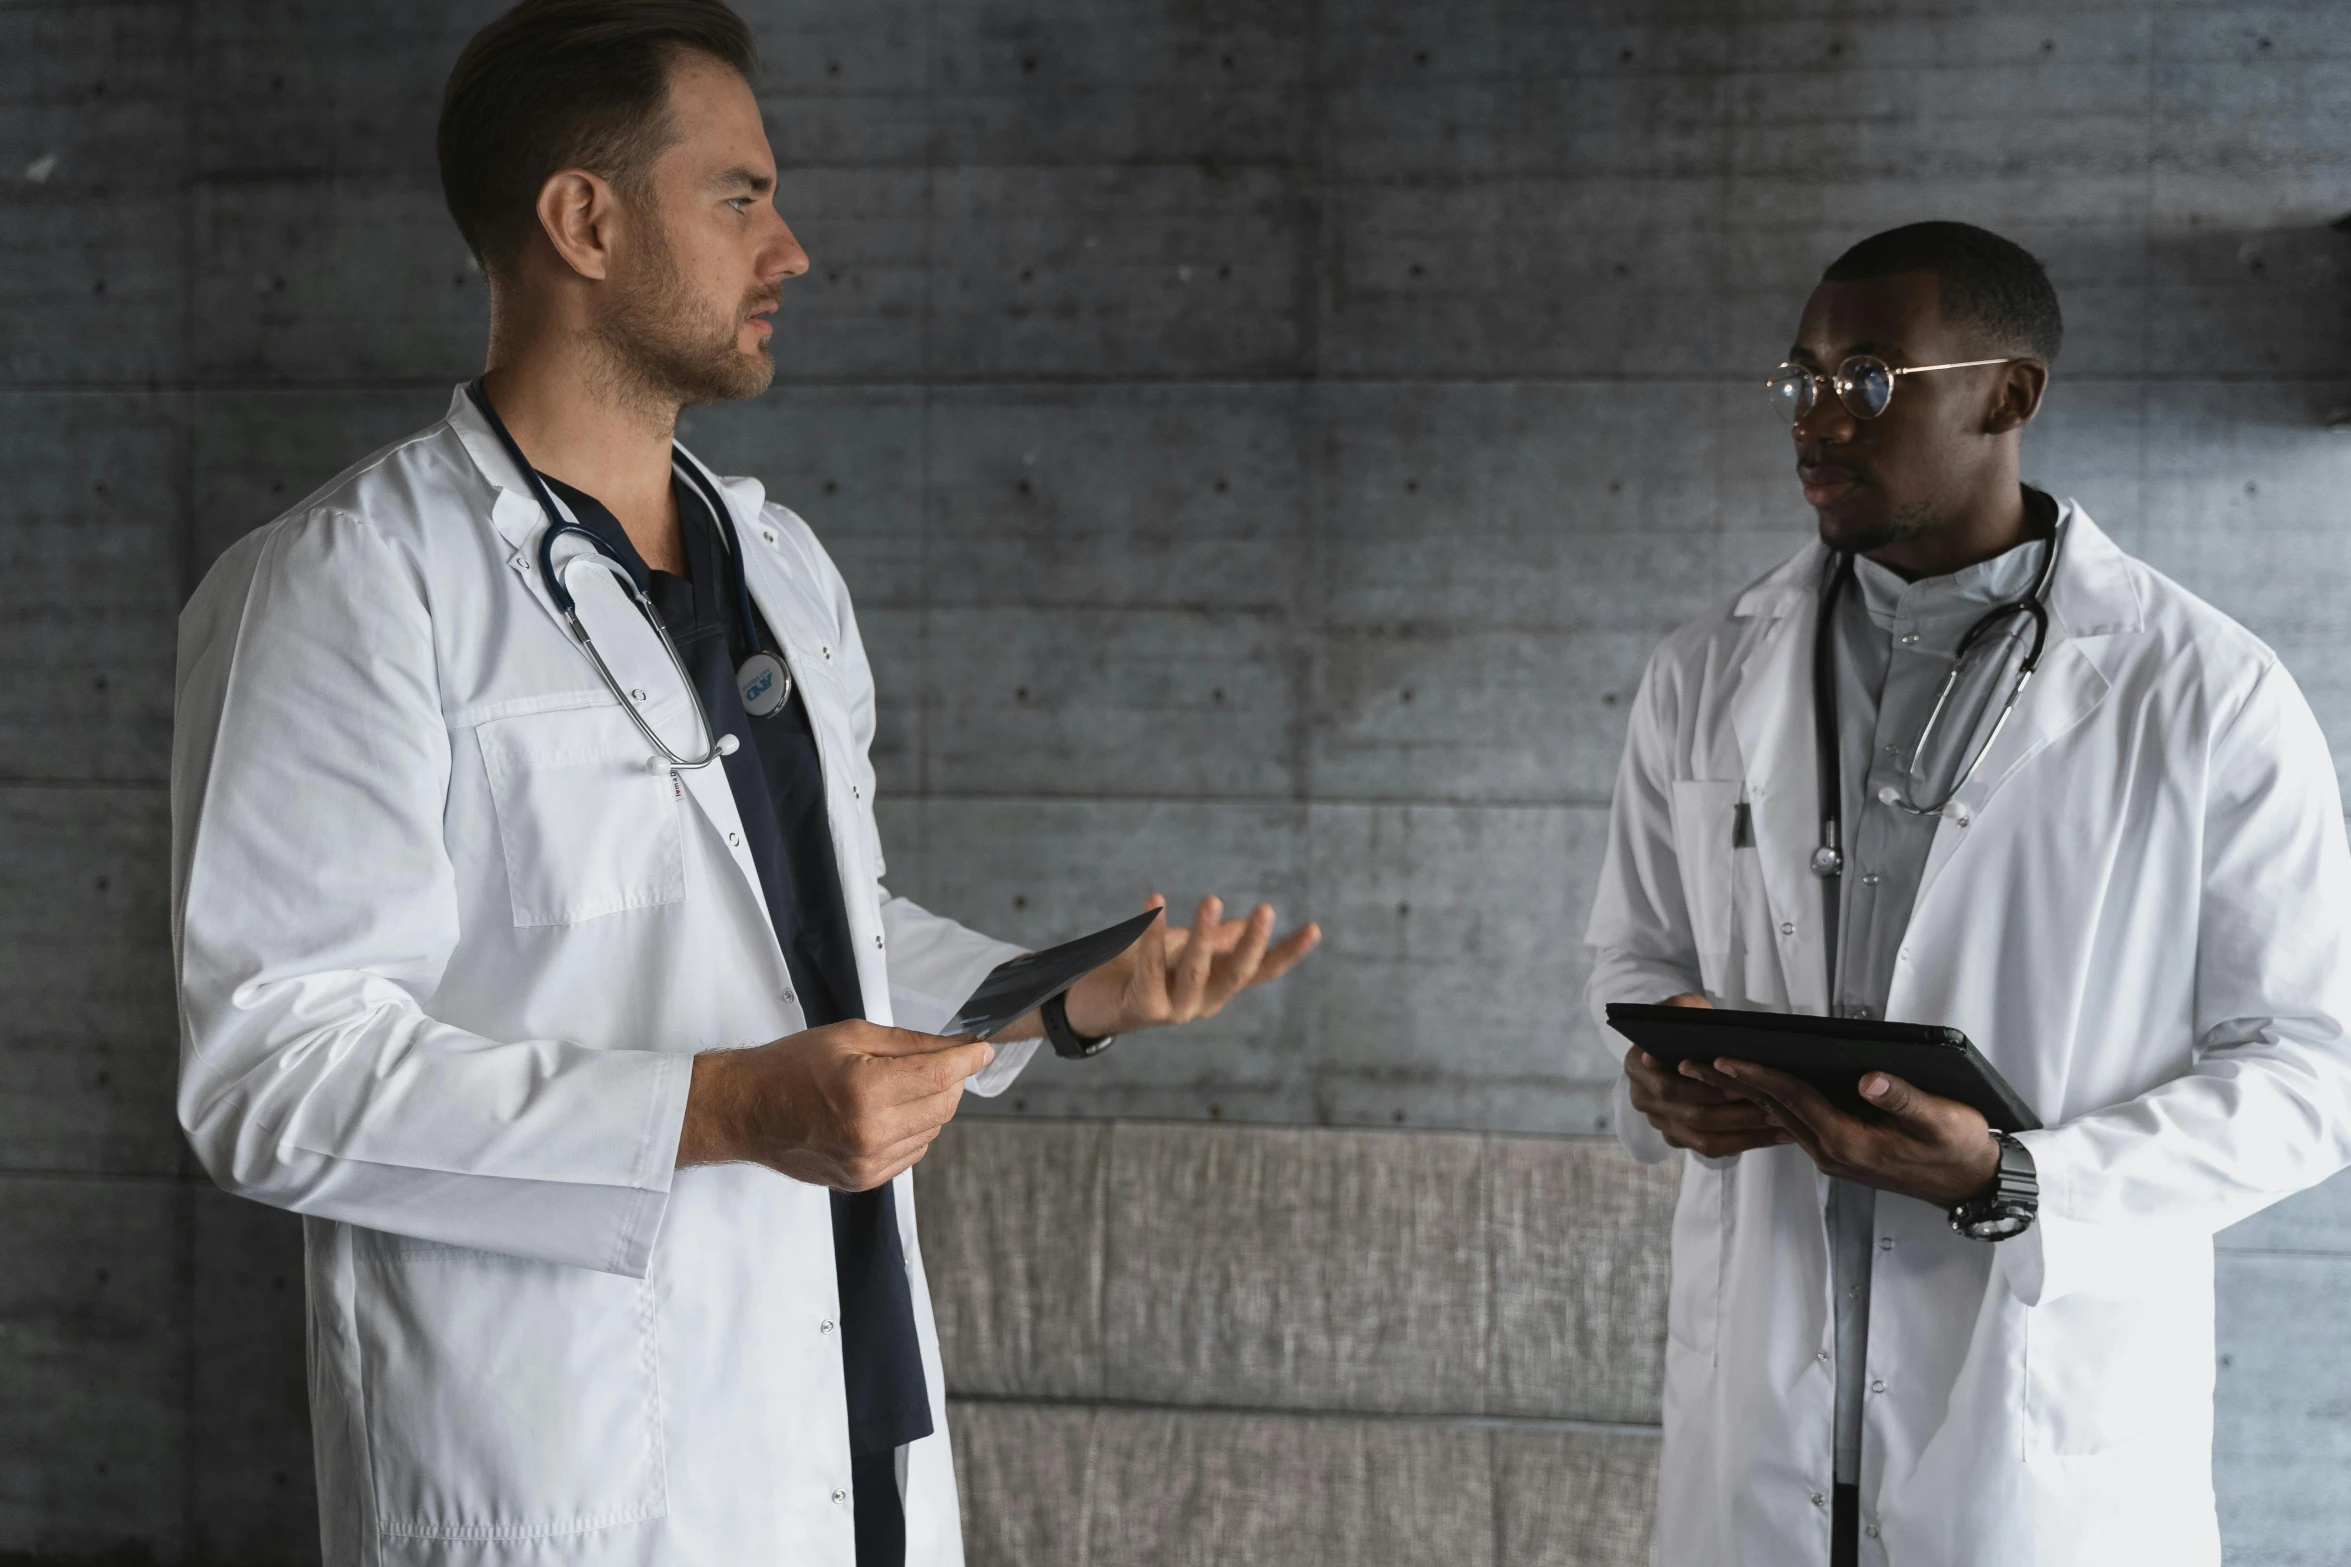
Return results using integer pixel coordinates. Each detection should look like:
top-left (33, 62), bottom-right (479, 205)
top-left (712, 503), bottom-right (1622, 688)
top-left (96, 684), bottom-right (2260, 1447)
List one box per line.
top-left (437, 0), bottom-right (757, 277)
top-left (1822, 221), bottom-right (2064, 362)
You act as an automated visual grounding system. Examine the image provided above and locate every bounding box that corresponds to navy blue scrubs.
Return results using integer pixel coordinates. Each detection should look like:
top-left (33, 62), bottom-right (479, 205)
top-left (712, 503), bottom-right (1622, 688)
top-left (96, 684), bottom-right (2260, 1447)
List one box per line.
top-left (544, 473), bottom-right (928, 1567)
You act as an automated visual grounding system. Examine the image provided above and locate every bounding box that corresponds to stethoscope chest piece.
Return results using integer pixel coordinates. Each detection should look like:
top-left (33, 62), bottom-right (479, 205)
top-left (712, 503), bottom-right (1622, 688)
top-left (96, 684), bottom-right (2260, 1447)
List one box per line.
top-left (737, 651), bottom-right (791, 717)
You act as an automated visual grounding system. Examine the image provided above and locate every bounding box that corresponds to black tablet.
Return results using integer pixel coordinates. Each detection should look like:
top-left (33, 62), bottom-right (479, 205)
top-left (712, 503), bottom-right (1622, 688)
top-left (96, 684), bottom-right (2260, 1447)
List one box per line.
top-left (1604, 1003), bottom-right (2042, 1133)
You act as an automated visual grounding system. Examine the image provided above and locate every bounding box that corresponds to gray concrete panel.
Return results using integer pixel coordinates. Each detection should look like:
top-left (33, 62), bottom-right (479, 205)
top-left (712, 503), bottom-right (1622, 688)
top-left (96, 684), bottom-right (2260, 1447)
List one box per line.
top-left (2134, 381), bottom-right (2351, 795)
top-left (1315, 382), bottom-right (1744, 637)
top-left (928, 0), bottom-right (1310, 167)
top-left (851, 603), bottom-right (926, 796)
top-left (1100, 1122), bottom-right (1489, 1414)
top-left (1486, 1139), bottom-right (1675, 1425)
top-left (0, 1174), bottom-right (187, 1559)
top-left (189, 1189), bottom-right (315, 1566)
top-left (0, 393), bottom-right (185, 784)
top-left (1308, 803), bottom-right (1621, 1137)
top-left (924, 385), bottom-right (1307, 614)
top-left (0, 788), bottom-right (179, 1177)
top-left (1309, 625), bottom-right (1650, 804)
top-left (926, 165), bottom-right (1307, 379)
top-left (191, 386), bottom-right (469, 573)
top-left (1083, 1403), bottom-right (1496, 1567)
top-left (924, 605), bottom-right (1300, 798)
top-left (191, 1), bottom-right (463, 181)
top-left (678, 389), bottom-right (930, 609)
top-left (906, 797), bottom-right (1315, 1125)
top-left (193, 180), bottom-right (488, 383)
top-left (917, 1118), bottom-right (1109, 1400)
top-left (2220, 1163), bottom-right (2351, 1256)
top-left (2215, 1250), bottom-right (2351, 1564)
top-left (0, 1), bottom-right (190, 386)
top-left (1321, 176), bottom-right (1728, 378)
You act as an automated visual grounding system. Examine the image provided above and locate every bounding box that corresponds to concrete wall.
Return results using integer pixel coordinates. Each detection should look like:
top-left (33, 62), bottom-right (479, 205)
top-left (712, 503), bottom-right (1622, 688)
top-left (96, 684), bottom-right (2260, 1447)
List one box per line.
top-left (6, 0), bottom-right (2351, 1560)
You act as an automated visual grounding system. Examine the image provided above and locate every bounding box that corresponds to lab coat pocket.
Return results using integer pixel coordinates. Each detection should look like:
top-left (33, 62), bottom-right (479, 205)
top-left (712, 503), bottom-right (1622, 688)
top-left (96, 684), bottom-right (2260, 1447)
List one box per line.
top-left (1668, 779), bottom-right (1743, 1000)
top-left (357, 1239), bottom-right (667, 1540)
top-left (478, 708), bottom-right (685, 927)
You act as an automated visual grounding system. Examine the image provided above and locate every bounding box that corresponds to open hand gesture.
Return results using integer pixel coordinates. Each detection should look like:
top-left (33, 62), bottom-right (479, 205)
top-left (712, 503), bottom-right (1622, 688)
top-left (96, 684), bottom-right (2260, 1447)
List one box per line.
top-left (1060, 894), bottom-right (1320, 1039)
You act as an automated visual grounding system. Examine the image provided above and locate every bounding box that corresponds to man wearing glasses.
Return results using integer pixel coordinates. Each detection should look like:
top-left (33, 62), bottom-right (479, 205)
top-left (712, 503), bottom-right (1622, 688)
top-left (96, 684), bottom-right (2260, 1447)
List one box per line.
top-left (1586, 222), bottom-right (2351, 1565)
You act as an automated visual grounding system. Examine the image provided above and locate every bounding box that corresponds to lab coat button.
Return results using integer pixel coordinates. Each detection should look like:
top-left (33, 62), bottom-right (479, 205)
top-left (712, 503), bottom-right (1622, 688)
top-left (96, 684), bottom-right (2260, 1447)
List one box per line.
top-left (822, 646), bottom-right (832, 660)
top-left (1779, 922), bottom-right (1795, 936)
top-left (728, 832), bottom-right (741, 848)
top-left (1879, 1237), bottom-right (1894, 1251)
top-left (1816, 1350), bottom-right (1830, 1364)
top-left (874, 933), bottom-right (885, 948)
top-left (831, 1488), bottom-right (848, 1505)
top-left (1866, 1525), bottom-right (1881, 1540)
top-left (1810, 1492), bottom-right (1826, 1508)
top-left (1871, 1378), bottom-right (1886, 1393)
top-left (819, 1318), bottom-right (834, 1335)
top-left (762, 530), bottom-right (775, 544)
top-left (782, 990), bottom-right (796, 1005)
top-left (631, 688), bottom-right (648, 702)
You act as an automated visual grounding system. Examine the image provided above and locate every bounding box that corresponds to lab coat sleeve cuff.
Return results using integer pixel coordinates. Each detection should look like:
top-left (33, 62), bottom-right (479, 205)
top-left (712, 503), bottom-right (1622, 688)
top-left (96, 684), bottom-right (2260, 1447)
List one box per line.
top-left (609, 1049), bottom-right (696, 1277)
top-left (966, 1036), bottom-right (1042, 1099)
top-left (1615, 1070), bottom-right (1674, 1165)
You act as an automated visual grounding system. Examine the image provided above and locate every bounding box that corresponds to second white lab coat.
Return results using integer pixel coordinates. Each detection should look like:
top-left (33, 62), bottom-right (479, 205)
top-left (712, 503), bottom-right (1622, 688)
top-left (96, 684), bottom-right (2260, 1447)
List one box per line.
top-left (1585, 506), bottom-right (2351, 1566)
top-left (171, 388), bottom-right (1040, 1566)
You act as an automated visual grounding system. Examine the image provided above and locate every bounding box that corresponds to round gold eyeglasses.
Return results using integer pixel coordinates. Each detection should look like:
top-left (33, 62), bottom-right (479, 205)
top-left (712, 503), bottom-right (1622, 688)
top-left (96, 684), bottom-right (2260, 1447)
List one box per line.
top-left (1766, 355), bottom-right (2023, 424)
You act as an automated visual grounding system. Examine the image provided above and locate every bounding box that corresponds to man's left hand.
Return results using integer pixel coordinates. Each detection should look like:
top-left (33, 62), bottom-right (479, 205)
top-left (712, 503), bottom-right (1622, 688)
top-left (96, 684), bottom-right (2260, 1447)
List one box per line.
top-left (1684, 1058), bottom-right (2002, 1206)
top-left (1058, 893), bottom-right (1321, 1040)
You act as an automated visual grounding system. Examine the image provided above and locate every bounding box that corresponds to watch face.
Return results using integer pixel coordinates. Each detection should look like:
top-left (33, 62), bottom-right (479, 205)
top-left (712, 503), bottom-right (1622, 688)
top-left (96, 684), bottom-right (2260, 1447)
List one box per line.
top-left (1964, 1207), bottom-right (2033, 1241)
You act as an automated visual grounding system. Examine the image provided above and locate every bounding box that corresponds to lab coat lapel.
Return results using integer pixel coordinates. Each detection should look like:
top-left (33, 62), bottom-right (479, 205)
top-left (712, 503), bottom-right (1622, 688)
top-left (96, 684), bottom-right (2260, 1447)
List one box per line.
top-left (444, 387), bottom-right (774, 934)
top-left (677, 446), bottom-right (897, 1025)
top-left (1911, 506), bottom-right (2137, 908)
top-left (1729, 547), bottom-right (1833, 1016)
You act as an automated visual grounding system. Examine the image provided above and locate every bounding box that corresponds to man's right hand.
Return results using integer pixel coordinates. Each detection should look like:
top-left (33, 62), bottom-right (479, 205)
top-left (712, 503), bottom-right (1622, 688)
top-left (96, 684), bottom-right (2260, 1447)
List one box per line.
top-left (1623, 992), bottom-right (1790, 1158)
top-left (676, 1022), bottom-right (996, 1190)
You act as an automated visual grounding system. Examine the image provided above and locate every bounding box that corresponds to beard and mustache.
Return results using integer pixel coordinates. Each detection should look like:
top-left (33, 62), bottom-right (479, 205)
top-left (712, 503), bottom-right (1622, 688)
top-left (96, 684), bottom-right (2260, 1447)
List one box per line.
top-left (589, 217), bottom-right (779, 410)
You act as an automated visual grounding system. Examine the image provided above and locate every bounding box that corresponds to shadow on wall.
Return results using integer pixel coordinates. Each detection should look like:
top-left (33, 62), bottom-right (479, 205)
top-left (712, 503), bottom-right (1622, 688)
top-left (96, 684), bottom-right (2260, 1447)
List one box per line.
top-left (2143, 220), bottom-right (2351, 385)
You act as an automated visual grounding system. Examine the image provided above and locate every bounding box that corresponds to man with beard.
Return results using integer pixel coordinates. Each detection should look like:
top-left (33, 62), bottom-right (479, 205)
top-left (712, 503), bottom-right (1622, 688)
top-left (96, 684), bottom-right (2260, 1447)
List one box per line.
top-left (1585, 222), bottom-right (2351, 1564)
top-left (169, 5), bottom-right (1318, 1565)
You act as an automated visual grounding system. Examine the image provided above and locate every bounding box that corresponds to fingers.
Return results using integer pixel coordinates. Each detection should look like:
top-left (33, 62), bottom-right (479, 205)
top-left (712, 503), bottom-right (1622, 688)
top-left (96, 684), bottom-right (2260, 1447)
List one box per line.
top-left (1167, 894), bottom-right (1223, 1019)
top-left (845, 1022), bottom-right (992, 1061)
top-left (1667, 1126), bottom-right (1794, 1158)
top-left (832, 1124), bottom-right (946, 1191)
top-left (1626, 1048), bottom-right (1747, 1109)
top-left (1197, 903), bottom-right (1275, 1013)
top-left (1250, 921), bottom-right (1322, 985)
top-left (1662, 992), bottom-right (1714, 1009)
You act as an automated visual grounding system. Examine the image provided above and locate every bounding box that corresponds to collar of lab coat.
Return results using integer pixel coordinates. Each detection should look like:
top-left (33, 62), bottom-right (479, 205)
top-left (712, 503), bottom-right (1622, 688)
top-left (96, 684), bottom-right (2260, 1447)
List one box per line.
top-left (1723, 502), bottom-right (2141, 1011)
top-left (440, 385), bottom-right (833, 996)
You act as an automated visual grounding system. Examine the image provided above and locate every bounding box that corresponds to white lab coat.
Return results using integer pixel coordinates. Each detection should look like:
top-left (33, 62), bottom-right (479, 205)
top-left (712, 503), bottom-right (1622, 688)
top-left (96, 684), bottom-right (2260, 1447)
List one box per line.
top-left (171, 387), bottom-right (1041, 1567)
top-left (1585, 505), bottom-right (2351, 1566)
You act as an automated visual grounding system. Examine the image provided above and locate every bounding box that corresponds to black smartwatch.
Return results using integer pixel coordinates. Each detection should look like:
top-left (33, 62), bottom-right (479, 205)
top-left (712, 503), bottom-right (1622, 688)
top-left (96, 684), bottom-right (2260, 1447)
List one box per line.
top-left (1949, 1130), bottom-right (2038, 1242)
top-left (1041, 990), bottom-right (1116, 1060)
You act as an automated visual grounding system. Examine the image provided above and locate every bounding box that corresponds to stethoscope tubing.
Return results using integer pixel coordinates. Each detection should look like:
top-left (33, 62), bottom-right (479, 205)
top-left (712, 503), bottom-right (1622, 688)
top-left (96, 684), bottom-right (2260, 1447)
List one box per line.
top-left (1813, 509), bottom-right (2072, 874)
top-left (467, 378), bottom-right (752, 772)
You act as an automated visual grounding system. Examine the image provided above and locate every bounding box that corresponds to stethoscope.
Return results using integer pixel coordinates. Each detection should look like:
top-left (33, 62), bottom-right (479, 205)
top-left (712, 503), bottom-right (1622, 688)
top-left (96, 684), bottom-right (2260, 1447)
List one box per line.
top-left (1809, 509), bottom-right (2070, 886)
top-left (468, 379), bottom-right (793, 772)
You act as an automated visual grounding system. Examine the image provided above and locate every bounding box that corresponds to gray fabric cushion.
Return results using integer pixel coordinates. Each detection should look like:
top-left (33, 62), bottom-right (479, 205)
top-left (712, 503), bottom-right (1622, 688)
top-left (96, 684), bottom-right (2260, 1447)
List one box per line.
top-left (918, 1118), bottom-right (1677, 1423)
top-left (1101, 1122), bottom-right (1490, 1414)
top-left (916, 1117), bottom-right (1109, 1398)
top-left (949, 1398), bottom-right (1659, 1567)
top-left (1486, 1136), bottom-right (1678, 1424)
top-left (1494, 1425), bottom-right (1661, 1566)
